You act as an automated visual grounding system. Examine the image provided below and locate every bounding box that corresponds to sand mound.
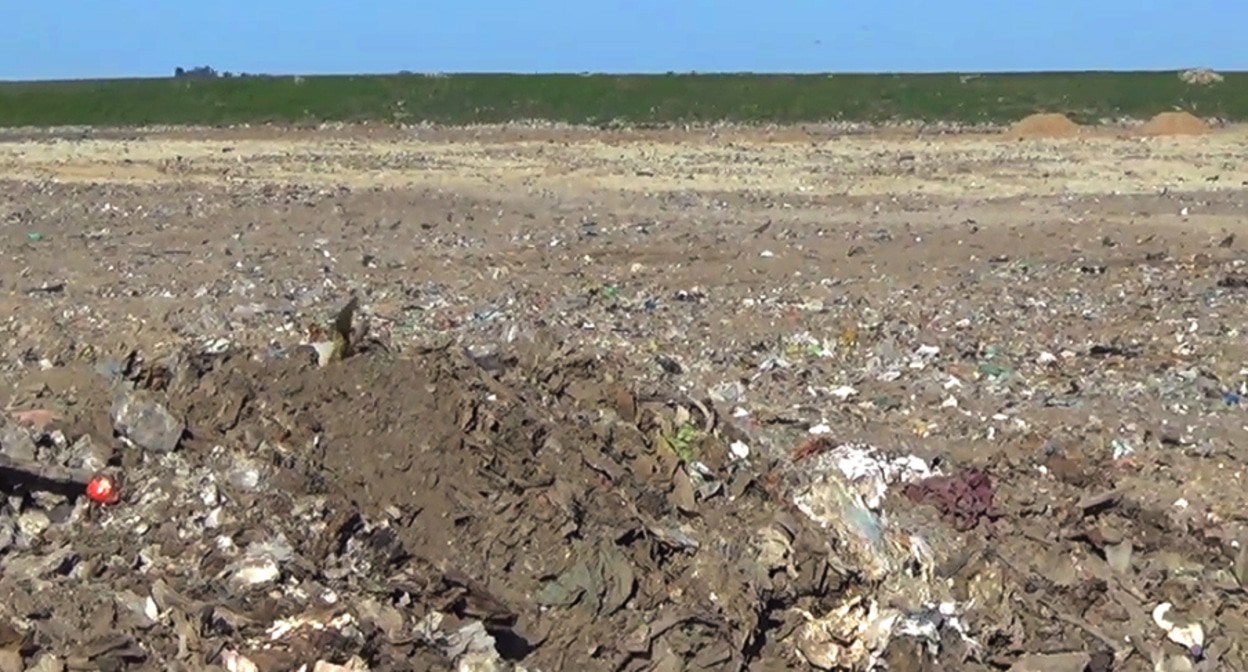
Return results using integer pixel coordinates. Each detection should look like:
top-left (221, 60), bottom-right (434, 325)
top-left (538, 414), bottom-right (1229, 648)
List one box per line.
top-left (1004, 112), bottom-right (1081, 139)
top-left (1135, 111), bottom-right (1210, 136)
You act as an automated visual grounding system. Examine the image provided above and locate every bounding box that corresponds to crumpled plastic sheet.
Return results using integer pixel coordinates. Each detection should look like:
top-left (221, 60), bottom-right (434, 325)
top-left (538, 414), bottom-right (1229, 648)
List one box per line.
top-left (414, 611), bottom-right (509, 671)
top-left (901, 469), bottom-right (998, 532)
top-left (791, 438), bottom-right (940, 511)
top-left (825, 443), bottom-right (940, 511)
top-left (785, 440), bottom-right (982, 670)
top-left (792, 596), bottom-right (980, 671)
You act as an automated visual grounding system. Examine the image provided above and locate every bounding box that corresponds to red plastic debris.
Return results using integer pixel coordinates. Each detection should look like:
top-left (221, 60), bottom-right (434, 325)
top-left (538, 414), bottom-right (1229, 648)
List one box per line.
top-left (86, 474), bottom-right (120, 505)
top-left (902, 469), bottom-right (999, 531)
top-left (792, 435), bottom-right (838, 462)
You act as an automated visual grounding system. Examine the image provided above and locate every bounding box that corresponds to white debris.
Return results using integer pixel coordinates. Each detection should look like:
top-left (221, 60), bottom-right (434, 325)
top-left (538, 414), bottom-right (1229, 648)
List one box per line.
top-left (792, 596), bottom-right (898, 670)
top-left (830, 385), bottom-right (858, 400)
top-left (230, 554), bottom-right (280, 588)
top-left (1110, 439), bottom-right (1134, 461)
top-left (227, 535), bottom-right (294, 589)
top-left (827, 444), bottom-right (940, 511)
top-left (309, 340), bottom-right (339, 367)
top-left (414, 611), bottom-right (506, 671)
top-left (267, 611), bottom-right (357, 642)
top-left (221, 649), bottom-right (259, 672)
top-left (143, 595), bottom-right (160, 623)
top-left (789, 447), bottom-right (936, 582)
top-left (1153, 602), bottom-right (1205, 654)
top-left (203, 337), bottom-right (232, 354)
top-left (791, 595), bottom-right (977, 671)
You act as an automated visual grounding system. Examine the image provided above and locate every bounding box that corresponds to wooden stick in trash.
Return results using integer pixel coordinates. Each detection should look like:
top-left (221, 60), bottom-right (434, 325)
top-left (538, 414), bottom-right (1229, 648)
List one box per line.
top-left (0, 453), bottom-right (95, 491)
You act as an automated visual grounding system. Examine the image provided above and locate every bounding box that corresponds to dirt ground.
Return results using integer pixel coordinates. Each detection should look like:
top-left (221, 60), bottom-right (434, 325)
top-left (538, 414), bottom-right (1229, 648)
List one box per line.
top-left (2, 123), bottom-right (1248, 671)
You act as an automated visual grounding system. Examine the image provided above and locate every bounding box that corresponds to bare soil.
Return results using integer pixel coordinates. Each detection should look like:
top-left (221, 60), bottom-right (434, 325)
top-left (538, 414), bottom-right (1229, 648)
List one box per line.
top-left (2, 124), bottom-right (1248, 671)
top-left (1135, 112), bottom-right (1211, 137)
top-left (1004, 112), bottom-right (1082, 139)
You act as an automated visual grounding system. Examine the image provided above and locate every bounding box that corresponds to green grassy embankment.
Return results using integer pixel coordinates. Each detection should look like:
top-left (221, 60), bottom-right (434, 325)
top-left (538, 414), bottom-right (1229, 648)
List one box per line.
top-left (0, 71), bottom-right (1243, 127)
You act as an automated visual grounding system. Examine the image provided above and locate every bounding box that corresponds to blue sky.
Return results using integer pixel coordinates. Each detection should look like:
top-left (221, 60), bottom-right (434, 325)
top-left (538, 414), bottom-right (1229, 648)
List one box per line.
top-left (3, 0), bottom-right (1243, 80)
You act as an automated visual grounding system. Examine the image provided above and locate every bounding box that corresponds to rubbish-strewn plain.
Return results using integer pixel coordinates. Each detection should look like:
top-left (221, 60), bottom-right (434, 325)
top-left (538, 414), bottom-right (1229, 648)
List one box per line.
top-left (1, 122), bottom-right (1247, 671)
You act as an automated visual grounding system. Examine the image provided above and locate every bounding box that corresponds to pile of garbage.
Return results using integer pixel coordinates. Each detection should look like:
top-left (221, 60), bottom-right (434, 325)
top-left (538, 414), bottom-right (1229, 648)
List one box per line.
top-left (0, 313), bottom-right (1235, 672)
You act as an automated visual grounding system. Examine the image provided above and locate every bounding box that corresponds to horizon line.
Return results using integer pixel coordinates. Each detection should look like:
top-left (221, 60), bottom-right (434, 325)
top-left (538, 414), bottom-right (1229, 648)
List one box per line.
top-left (0, 67), bottom-right (1238, 84)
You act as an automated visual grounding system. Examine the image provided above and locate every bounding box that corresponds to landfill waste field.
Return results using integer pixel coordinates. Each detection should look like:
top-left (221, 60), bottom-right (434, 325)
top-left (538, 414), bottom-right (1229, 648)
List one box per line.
top-left (0, 120), bottom-right (1247, 671)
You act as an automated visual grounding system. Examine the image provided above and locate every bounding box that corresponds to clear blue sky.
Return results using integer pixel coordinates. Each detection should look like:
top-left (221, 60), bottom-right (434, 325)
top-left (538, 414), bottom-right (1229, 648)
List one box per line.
top-left (3, 0), bottom-right (1243, 81)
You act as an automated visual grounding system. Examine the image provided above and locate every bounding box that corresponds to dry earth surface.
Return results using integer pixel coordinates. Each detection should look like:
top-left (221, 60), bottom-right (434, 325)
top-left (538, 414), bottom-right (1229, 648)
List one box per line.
top-left (2, 123), bottom-right (1248, 672)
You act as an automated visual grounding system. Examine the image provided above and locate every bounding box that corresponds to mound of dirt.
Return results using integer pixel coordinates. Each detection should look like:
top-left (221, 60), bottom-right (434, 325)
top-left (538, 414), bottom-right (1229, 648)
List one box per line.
top-left (4, 343), bottom-right (856, 670)
top-left (6, 316), bottom-right (1248, 669)
top-left (1135, 110), bottom-right (1211, 136)
top-left (1004, 112), bottom-right (1082, 139)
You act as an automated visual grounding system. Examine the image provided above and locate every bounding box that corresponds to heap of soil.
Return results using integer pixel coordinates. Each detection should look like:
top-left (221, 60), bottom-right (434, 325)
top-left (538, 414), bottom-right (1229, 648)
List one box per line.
top-left (1003, 112), bottom-right (1082, 139)
top-left (8, 331), bottom-right (1248, 669)
top-left (1135, 110), bottom-right (1211, 136)
top-left (156, 344), bottom-right (798, 669)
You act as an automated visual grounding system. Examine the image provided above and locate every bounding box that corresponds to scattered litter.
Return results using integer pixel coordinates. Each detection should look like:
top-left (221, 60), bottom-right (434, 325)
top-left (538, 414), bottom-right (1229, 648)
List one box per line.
top-left (227, 535), bottom-right (295, 590)
top-left (302, 297), bottom-right (359, 366)
top-left (903, 469), bottom-right (999, 531)
top-left (1110, 438), bottom-right (1135, 461)
top-left (221, 648), bottom-right (259, 672)
top-left (0, 451), bottom-right (96, 493)
top-left (830, 385), bottom-right (858, 400)
top-left (1, 133), bottom-right (1246, 670)
top-left (110, 390), bottom-right (185, 453)
top-left (793, 438), bottom-right (940, 510)
top-left (9, 408), bottom-right (62, 432)
top-left (1153, 602), bottom-right (1205, 657)
top-left (85, 473), bottom-right (120, 505)
top-left (414, 612), bottom-right (506, 670)
top-left (1104, 541), bottom-right (1133, 573)
top-left (791, 596), bottom-right (898, 670)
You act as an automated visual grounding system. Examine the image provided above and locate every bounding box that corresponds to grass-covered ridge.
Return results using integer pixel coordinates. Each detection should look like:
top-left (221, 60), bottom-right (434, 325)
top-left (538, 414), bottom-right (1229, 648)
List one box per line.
top-left (0, 71), bottom-right (1244, 127)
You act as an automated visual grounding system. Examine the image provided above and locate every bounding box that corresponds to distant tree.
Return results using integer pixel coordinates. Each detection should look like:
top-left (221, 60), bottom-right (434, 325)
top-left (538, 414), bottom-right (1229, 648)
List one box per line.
top-left (173, 65), bottom-right (219, 79)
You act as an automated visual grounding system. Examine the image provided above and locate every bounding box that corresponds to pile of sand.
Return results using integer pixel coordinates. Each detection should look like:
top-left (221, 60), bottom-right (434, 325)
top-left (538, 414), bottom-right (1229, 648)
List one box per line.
top-left (1004, 112), bottom-right (1082, 139)
top-left (1135, 111), bottom-right (1210, 136)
